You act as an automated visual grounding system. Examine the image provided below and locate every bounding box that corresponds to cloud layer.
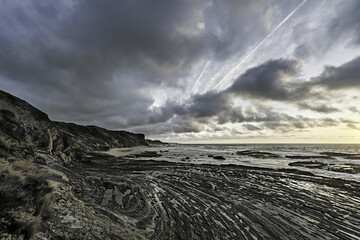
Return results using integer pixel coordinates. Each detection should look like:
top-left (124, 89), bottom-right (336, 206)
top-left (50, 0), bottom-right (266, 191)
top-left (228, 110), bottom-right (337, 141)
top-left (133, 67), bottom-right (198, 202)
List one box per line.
top-left (0, 0), bottom-right (359, 142)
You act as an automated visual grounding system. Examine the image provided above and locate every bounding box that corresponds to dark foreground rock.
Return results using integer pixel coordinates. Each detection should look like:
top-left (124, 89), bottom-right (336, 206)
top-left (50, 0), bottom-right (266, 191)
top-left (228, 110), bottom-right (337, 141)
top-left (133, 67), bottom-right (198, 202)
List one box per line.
top-left (37, 153), bottom-right (359, 240)
top-left (3, 151), bottom-right (360, 239)
top-left (289, 161), bottom-right (360, 174)
top-left (236, 150), bottom-right (280, 159)
top-left (289, 161), bottom-right (328, 168)
top-left (286, 155), bottom-right (334, 160)
top-left (321, 151), bottom-right (360, 160)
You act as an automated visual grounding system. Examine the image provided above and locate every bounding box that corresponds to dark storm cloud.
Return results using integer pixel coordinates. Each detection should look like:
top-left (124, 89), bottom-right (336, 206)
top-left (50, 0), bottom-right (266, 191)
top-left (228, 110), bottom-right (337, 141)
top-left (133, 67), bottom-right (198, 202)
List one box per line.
top-left (0, 0), bottom-right (358, 137)
top-left (292, 0), bottom-right (360, 60)
top-left (188, 58), bottom-right (300, 112)
top-left (0, 0), bottom-right (216, 123)
top-left (0, 0), bottom-right (281, 128)
top-left (215, 105), bottom-right (295, 125)
top-left (327, 0), bottom-right (360, 46)
top-left (128, 116), bottom-right (206, 135)
top-left (310, 56), bottom-right (360, 90)
top-left (188, 91), bottom-right (233, 117)
top-left (226, 58), bottom-right (300, 100)
top-left (0, 1), bottom-right (208, 85)
top-left (147, 56), bottom-right (351, 132)
top-left (147, 58), bottom-right (301, 128)
top-left (200, 58), bottom-right (298, 110)
top-left (145, 54), bottom-right (360, 133)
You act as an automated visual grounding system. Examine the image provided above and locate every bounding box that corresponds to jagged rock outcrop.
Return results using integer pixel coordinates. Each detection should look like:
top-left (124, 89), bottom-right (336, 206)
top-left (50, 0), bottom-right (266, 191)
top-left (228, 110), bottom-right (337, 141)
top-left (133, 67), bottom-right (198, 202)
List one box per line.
top-left (0, 90), bottom-right (54, 149)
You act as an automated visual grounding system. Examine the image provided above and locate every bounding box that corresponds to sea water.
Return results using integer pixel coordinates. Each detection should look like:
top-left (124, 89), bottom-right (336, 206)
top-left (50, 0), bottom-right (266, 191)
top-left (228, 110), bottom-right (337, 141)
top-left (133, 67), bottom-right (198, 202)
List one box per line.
top-left (122, 144), bottom-right (360, 182)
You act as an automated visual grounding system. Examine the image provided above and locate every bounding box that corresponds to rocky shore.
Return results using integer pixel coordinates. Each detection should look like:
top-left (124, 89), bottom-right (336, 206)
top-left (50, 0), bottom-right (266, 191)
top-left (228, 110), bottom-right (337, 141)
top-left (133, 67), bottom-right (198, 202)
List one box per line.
top-left (44, 152), bottom-right (359, 240)
top-left (1, 90), bottom-right (360, 239)
top-left (0, 90), bottom-right (148, 239)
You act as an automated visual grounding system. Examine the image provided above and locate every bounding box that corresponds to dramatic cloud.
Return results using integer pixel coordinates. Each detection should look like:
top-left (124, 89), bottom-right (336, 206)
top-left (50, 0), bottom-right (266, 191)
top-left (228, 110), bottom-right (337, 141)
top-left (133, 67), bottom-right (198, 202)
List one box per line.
top-left (311, 56), bottom-right (360, 90)
top-left (144, 55), bottom-right (360, 135)
top-left (0, 0), bottom-right (279, 123)
top-left (327, 0), bottom-right (360, 46)
top-left (226, 58), bottom-right (300, 100)
top-left (150, 58), bottom-right (300, 121)
top-left (291, 0), bottom-right (360, 61)
top-left (0, 0), bottom-right (359, 142)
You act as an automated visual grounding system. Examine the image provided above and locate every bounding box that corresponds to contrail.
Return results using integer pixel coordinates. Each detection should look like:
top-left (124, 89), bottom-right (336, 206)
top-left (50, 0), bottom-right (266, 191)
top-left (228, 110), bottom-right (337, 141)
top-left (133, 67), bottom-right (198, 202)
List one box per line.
top-left (213, 0), bottom-right (308, 90)
top-left (190, 61), bottom-right (210, 95)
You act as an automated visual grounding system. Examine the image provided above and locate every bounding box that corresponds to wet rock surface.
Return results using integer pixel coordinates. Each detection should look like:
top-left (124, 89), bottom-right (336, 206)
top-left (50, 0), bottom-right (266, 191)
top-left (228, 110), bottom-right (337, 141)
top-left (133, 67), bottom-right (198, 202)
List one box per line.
top-left (213, 155), bottom-right (226, 160)
top-left (236, 150), bottom-right (280, 159)
top-left (285, 155), bottom-right (334, 160)
top-left (321, 152), bottom-right (360, 160)
top-left (289, 161), bottom-right (360, 174)
top-left (289, 161), bottom-right (328, 168)
top-left (39, 152), bottom-right (359, 240)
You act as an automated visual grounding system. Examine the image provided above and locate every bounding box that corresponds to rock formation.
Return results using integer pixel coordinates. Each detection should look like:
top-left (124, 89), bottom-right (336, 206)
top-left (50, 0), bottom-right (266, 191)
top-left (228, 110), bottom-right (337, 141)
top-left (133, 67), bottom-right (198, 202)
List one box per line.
top-left (0, 89), bottom-right (149, 239)
top-left (0, 90), bottom-right (148, 165)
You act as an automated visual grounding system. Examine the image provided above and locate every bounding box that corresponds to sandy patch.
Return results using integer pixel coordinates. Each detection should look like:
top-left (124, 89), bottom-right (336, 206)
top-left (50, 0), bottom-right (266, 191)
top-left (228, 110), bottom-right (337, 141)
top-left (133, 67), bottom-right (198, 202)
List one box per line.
top-left (104, 147), bottom-right (142, 157)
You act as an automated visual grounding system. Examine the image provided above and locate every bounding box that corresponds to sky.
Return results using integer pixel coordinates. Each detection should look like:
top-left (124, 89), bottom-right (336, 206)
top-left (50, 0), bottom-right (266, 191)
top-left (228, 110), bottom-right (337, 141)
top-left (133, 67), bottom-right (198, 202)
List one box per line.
top-left (0, 0), bottom-right (360, 143)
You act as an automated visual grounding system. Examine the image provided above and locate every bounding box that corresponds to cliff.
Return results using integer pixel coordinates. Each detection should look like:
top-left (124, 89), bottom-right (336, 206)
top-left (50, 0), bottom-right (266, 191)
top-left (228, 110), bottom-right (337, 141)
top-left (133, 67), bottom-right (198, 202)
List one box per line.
top-left (0, 90), bottom-right (148, 163)
top-left (145, 139), bottom-right (169, 146)
top-left (54, 121), bottom-right (147, 152)
top-left (0, 90), bottom-right (150, 239)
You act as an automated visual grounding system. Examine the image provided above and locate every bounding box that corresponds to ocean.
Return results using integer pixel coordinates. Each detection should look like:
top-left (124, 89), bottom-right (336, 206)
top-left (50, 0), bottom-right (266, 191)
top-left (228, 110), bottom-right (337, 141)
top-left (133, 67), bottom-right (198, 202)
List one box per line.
top-left (108, 144), bottom-right (360, 182)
